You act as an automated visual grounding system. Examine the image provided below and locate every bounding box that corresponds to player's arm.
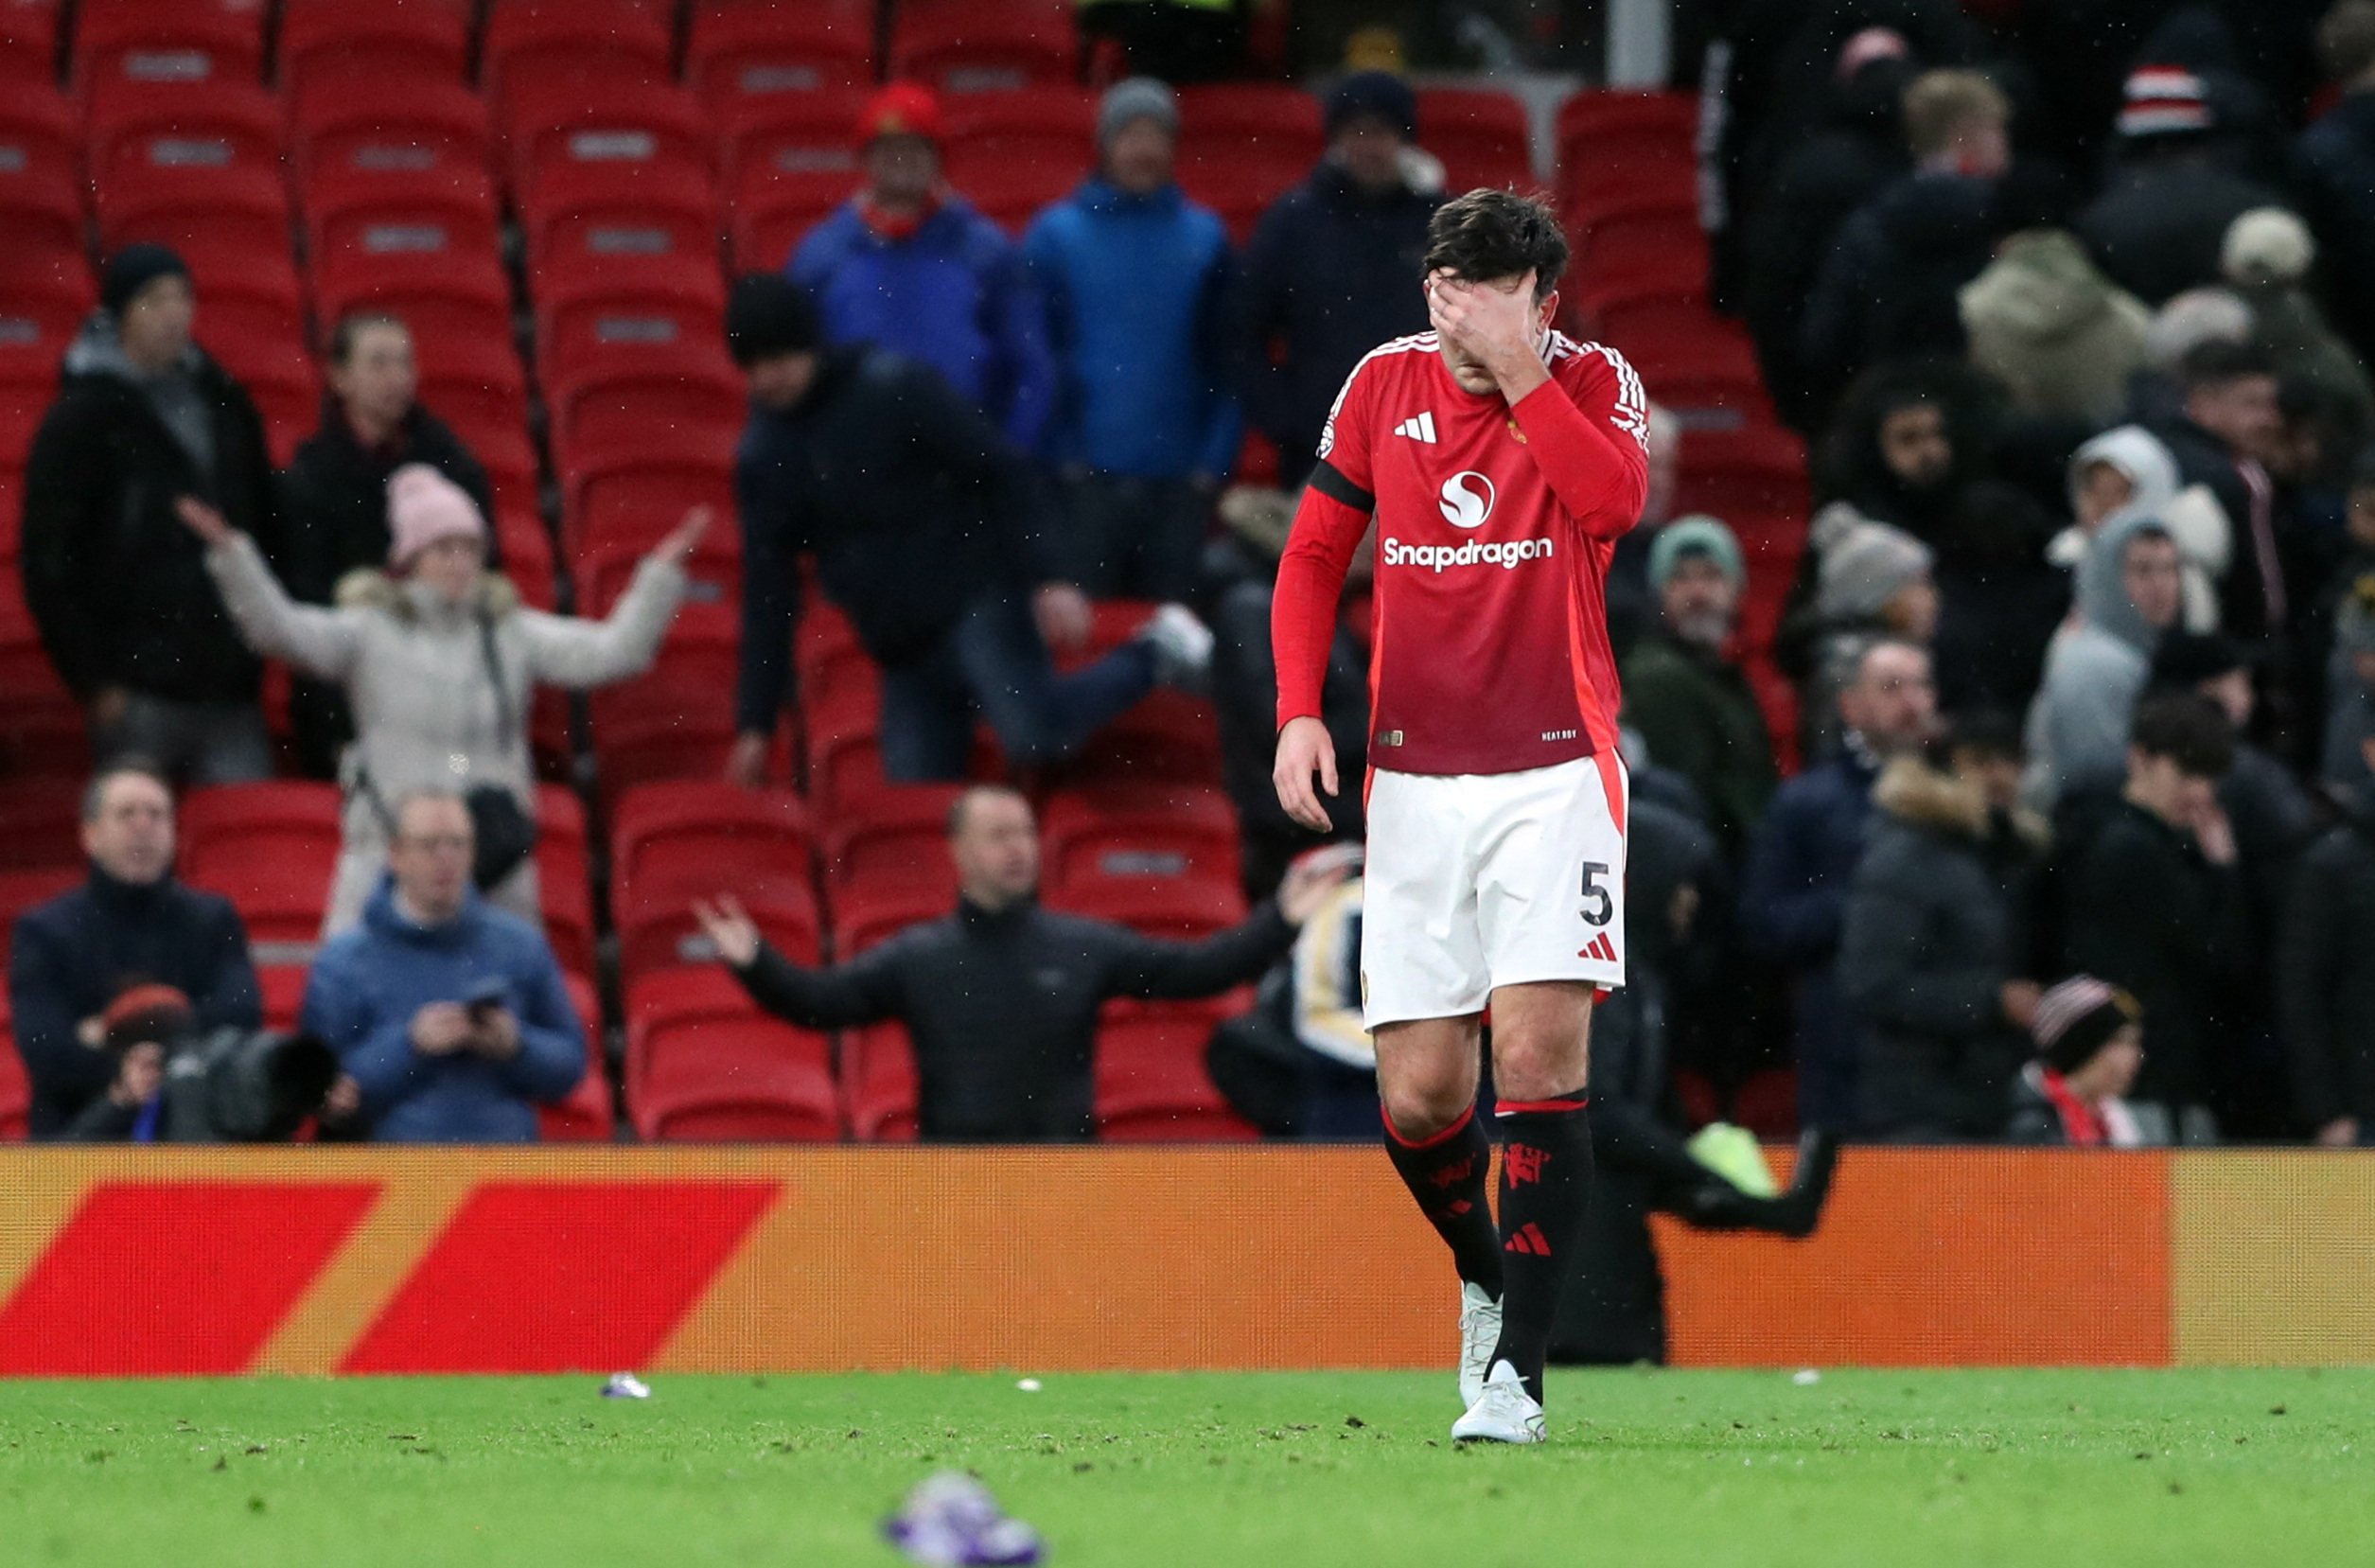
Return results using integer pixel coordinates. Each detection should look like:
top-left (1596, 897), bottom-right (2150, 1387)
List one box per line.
top-left (1270, 361), bottom-right (1378, 833)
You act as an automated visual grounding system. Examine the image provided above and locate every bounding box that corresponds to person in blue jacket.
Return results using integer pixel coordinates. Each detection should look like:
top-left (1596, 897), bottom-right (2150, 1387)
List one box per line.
top-left (1024, 79), bottom-right (1240, 600)
top-left (788, 81), bottom-right (1056, 452)
top-left (301, 791), bottom-right (584, 1143)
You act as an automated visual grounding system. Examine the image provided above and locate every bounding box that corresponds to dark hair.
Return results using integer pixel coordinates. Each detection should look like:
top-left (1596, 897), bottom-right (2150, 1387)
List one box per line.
top-left (1944, 709), bottom-right (2023, 765)
top-left (326, 310), bottom-right (408, 366)
top-left (1423, 189), bottom-right (1569, 302)
top-left (2128, 692), bottom-right (2236, 777)
top-left (2178, 337), bottom-right (2278, 391)
top-left (81, 762), bottom-right (173, 824)
top-left (945, 784), bottom-right (1029, 838)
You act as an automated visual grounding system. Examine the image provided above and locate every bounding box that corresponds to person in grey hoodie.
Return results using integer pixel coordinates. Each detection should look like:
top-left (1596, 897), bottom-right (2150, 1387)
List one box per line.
top-left (1960, 228), bottom-right (2152, 427)
top-left (2050, 425), bottom-right (2230, 633)
top-left (175, 467), bottom-right (698, 935)
top-left (19, 245), bottom-right (282, 784)
top-left (2022, 511), bottom-right (2187, 811)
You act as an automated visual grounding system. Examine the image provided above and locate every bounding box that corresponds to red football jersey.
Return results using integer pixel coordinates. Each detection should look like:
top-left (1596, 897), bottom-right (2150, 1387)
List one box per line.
top-left (1273, 328), bottom-right (1651, 777)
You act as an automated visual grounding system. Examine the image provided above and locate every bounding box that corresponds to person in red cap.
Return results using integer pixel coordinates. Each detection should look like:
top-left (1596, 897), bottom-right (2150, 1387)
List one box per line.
top-left (785, 82), bottom-right (1055, 450)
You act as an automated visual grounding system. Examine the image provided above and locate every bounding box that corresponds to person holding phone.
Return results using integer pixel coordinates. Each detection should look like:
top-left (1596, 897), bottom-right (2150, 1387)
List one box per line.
top-left (300, 791), bottom-right (586, 1143)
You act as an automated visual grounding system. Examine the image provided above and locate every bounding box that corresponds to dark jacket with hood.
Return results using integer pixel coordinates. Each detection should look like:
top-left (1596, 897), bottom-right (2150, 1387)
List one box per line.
top-left (2065, 799), bottom-right (2248, 1116)
top-left (1800, 171), bottom-right (1998, 414)
top-left (2276, 784), bottom-right (2375, 1130)
top-left (729, 893), bottom-right (1295, 1141)
top-left (1839, 754), bottom-right (2044, 1140)
top-left (1233, 161), bottom-right (1442, 473)
top-left (734, 344), bottom-right (1060, 734)
top-left (279, 394), bottom-right (495, 607)
top-left (7, 867), bottom-right (261, 1138)
top-left (2294, 91), bottom-right (2375, 363)
top-left (20, 314), bottom-right (279, 704)
top-left (2075, 152), bottom-right (2289, 307)
top-left (299, 876), bottom-right (585, 1143)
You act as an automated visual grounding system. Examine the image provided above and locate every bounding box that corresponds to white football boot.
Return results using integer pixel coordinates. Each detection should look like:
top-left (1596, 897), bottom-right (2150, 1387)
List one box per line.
top-left (1451, 1359), bottom-right (1547, 1445)
top-left (1458, 1281), bottom-right (1502, 1408)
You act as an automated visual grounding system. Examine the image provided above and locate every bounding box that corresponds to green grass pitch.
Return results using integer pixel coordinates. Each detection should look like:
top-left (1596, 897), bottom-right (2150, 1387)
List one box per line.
top-left (2, 1368), bottom-right (2367, 1566)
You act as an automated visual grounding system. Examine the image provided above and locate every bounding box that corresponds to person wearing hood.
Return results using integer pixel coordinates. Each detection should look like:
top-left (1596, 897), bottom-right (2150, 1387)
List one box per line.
top-left (299, 792), bottom-right (585, 1143)
top-left (176, 466), bottom-right (699, 936)
top-left (2021, 512), bottom-right (2185, 812)
top-left (20, 244), bottom-right (283, 784)
top-left (2075, 64), bottom-right (2293, 308)
top-left (2279, 726), bottom-right (2375, 1146)
top-left (2050, 425), bottom-right (2231, 632)
top-left (1232, 70), bottom-right (1442, 480)
top-left (1619, 516), bottom-right (1778, 858)
top-left (1959, 227), bottom-right (2151, 428)
top-left (1840, 719), bottom-right (2048, 1141)
top-left (278, 311), bottom-right (497, 778)
top-left (788, 83), bottom-right (1056, 450)
top-left (1740, 32), bottom-right (1916, 428)
top-left (1799, 69), bottom-right (2012, 420)
top-left (2006, 978), bottom-right (2149, 1145)
top-left (8, 764), bottom-right (262, 1138)
top-left (1023, 79), bottom-right (1240, 600)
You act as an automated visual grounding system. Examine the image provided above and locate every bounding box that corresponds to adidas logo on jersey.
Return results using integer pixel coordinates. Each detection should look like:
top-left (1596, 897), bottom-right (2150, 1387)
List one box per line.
top-left (1393, 412), bottom-right (1438, 444)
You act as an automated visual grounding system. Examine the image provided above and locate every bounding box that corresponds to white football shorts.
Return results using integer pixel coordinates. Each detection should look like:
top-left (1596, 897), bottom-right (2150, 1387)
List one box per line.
top-left (1360, 752), bottom-right (1629, 1030)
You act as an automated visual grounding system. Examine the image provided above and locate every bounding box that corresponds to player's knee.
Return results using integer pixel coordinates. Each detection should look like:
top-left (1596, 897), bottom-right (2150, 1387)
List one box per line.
top-left (1490, 1029), bottom-right (1589, 1102)
top-left (1378, 1075), bottom-right (1472, 1142)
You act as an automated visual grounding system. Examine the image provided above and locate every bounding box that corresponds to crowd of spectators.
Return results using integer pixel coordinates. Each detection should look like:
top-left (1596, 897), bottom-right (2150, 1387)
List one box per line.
top-left (16, 3), bottom-right (2375, 1153)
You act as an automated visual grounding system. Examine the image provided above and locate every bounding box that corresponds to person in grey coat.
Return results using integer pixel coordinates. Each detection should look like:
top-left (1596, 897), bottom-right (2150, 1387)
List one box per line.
top-left (1841, 731), bottom-right (2048, 1141)
top-left (2021, 511), bottom-right (2186, 812)
top-left (175, 467), bottom-right (698, 934)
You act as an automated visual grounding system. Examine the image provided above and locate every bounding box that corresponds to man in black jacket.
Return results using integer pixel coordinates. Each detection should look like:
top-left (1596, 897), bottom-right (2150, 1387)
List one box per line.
top-left (2294, 4), bottom-right (2375, 363)
top-left (7, 765), bottom-right (263, 1137)
top-left (694, 784), bottom-right (1344, 1140)
top-left (21, 245), bottom-right (282, 784)
top-left (278, 311), bottom-right (496, 776)
top-left (1233, 71), bottom-right (1442, 481)
top-left (2077, 64), bottom-right (2290, 308)
top-left (721, 275), bottom-right (1210, 787)
top-left (2065, 693), bottom-right (2247, 1143)
top-left (2278, 731), bottom-right (2375, 1146)
top-left (2155, 340), bottom-right (2300, 645)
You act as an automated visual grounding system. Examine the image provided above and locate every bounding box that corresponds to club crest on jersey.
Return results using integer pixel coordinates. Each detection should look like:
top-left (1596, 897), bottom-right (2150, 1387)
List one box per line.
top-left (1438, 471), bottom-right (1495, 529)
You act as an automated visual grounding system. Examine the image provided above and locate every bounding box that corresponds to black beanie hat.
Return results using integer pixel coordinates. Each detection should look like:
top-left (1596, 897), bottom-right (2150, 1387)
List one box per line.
top-left (1326, 70), bottom-right (1417, 141)
top-left (101, 243), bottom-right (192, 316)
top-left (2032, 977), bottom-right (2142, 1075)
top-left (725, 273), bottom-right (822, 366)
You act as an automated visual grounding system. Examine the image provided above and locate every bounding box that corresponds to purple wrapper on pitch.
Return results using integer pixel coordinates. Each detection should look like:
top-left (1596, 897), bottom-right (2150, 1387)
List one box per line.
top-left (883, 1472), bottom-right (1044, 1566)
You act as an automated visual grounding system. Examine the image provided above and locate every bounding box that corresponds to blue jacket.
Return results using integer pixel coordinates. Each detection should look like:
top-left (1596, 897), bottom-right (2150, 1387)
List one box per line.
top-left (789, 198), bottom-right (1056, 451)
top-left (1739, 747), bottom-right (1881, 1131)
top-left (1023, 179), bottom-right (1240, 481)
top-left (8, 868), bottom-right (261, 1137)
top-left (300, 877), bottom-right (584, 1143)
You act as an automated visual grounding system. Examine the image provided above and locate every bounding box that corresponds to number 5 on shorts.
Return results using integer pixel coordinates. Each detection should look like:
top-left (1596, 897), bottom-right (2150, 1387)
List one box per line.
top-left (1579, 861), bottom-right (1612, 926)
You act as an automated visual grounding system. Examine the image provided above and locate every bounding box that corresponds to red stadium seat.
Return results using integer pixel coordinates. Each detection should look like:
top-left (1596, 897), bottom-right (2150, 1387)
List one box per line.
top-left (612, 781), bottom-right (811, 892)
top-left (890, 0), bottom-right (1076, 93)
top-left (552, 361), bottom-right (745, 461)
top-left (559, 421), bottom-right (737, 556)
top-left (840, 1021), bottom-right (918, 1141)
top-left (87, 78), bottom-right (279, 186)
top-left (716, 86), bottom-right (869, 190)
top-left (0, 1012), bottom-right (27, 1140)
top-left (76, 0), bottom-right (264, 94)
top-left (535, 834), bottom-right (599, 981)
top-left (729, 174), bottom-right (853, 273)
top-left (1047, 876), bottom-right (1246, 940)
top-left (305, 165), bottom-right (501, 273)
top-left (1041, 784), bottom-right (1241, 894)
top-left (291, 72), bottom-right (492, 186)
top-left (0, 91), bottom-right (82, 256)
top-left (1554, 90), bottom-right (1698, 170)
top-left (615, 870), bottom-right (820, 983)
top-left (0, 302), bottom-right (84, 401)
top-left (940, 87), bottom-right (1096, 231)
top-left (0, 776), bottom-right (84, 872)
top-left (523, 160), bottom-right (722, 284)
top-left (0, 865), bottom-right (80, 966)
top-left (1417, 87), bottom-right (1536, 194)
top-left (690, 0), bottom-right (875, 104)
top-left (537, 281), bottom-right (728, 405)
top-left (412, 331), bottom-right (531, 436)
top-left (178, 782), bottom-right (342, 895)
top-left (97, 161), bottom-right (290, 264)
top-left (625, 965), bottom-right (840, 1141)
top-left (190, 856), bottom-right (331, 957)
top-left (1674, 424), bottom-right (1810, 520)
top-left (587, 638), bottom-right (752, 811)
top-left (256, 963), bottom-right (308, 1032)
top-left (1096, 1011), bottom-right (1259, 1141)
top-left (829, 878), bottom-right (951, 960)
top-left (280, 0), bottom-right (470, 102)
top-left (1174, 84), bottom-right (1322, 242)
top-left (312, 249), bottom-right (511, 358)
top-left (0, 0), bottom-right (59, 88)
top-left (481, 1), bottom-right (672, 132)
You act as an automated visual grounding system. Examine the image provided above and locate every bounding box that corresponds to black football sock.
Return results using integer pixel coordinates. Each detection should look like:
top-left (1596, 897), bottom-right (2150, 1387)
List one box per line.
top-left (1489, 1095), bottom-right (1593, 1405)
top-left (1381, 1101), bottom-right (1504, 1299)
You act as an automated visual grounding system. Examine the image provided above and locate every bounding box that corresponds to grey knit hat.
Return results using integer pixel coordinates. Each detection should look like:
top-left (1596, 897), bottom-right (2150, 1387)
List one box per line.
top-left (1818, 518), bottom-right (1933, 622)
top-left (1099, 78), bottom-right (1178, 150)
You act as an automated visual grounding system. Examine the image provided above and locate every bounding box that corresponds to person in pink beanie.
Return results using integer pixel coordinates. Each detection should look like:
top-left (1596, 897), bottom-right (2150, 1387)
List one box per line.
top-left (176, 467), bottom-right (707, 934)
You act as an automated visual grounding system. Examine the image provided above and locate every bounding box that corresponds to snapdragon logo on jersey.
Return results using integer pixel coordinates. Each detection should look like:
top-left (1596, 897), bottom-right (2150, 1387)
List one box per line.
top-left (1381, 470), bottom-right (1553, 573)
